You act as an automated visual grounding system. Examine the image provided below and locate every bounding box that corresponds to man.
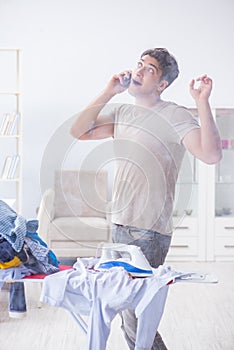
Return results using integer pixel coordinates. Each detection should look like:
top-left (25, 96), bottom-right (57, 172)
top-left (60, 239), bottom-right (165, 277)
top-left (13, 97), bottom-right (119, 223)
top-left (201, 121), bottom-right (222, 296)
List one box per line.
top-left (70, 48), bottom-right (222, 349)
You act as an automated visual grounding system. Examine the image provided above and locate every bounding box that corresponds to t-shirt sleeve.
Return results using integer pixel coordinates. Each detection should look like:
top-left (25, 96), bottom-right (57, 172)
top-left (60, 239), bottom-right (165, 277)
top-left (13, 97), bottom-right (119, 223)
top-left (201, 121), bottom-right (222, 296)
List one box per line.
top-left (172, 106), bottom-right (200, 142)
top-left (102, 103), bottom-right (123, 119)
top-left (106, 104), bottom-right (126, 138)
top-left (100, 103), bottom-right (122, 138)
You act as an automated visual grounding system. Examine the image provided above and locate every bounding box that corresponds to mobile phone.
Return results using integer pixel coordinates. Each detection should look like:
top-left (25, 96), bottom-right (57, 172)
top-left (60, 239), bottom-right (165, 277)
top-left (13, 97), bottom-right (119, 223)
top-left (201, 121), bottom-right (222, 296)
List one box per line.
top-left (122, 74), bottom-right (132, 87)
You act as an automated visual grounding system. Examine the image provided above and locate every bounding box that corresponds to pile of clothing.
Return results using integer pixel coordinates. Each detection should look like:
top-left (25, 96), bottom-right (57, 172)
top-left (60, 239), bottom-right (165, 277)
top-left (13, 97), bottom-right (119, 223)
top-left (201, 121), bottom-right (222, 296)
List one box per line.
top-left (0, 199), bottom-right (59, 318)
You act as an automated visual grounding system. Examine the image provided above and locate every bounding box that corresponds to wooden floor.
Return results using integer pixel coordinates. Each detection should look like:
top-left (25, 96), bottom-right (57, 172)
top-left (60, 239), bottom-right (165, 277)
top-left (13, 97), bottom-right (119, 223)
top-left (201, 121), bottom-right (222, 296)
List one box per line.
top-left (0, 261), bottom-right (234, 350)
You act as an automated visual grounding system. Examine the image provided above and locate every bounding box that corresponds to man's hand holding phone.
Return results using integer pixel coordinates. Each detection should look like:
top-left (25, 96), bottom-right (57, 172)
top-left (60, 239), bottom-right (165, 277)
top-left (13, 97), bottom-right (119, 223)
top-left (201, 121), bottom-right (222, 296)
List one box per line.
top-left (105, 70), bottom-right (132, 96)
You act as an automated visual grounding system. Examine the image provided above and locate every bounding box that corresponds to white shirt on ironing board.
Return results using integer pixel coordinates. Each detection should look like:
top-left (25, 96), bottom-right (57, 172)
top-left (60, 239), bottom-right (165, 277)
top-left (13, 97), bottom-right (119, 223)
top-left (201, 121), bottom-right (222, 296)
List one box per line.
top-left (40, 259), bottom-right (185, 350)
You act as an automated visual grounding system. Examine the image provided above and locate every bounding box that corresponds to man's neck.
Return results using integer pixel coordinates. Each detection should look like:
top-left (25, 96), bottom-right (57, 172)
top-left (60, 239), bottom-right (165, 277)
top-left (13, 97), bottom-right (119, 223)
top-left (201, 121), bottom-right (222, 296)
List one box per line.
top-left (134, 94), bottom-right (163, 108)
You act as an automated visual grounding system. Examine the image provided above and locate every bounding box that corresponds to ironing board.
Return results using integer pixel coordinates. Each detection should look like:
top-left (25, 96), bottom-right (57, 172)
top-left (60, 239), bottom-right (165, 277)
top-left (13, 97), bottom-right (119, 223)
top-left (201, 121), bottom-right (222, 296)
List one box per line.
top-left (1, 260), bottom-right (218, 350)
top-left (39, 258), bottom-right (218, 350)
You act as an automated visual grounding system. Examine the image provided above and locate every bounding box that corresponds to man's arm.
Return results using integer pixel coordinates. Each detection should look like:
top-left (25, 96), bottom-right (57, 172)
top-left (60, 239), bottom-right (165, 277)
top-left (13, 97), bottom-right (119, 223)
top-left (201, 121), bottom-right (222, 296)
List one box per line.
top-left (183, 75), bottom-right (222, 164)
top-left (70, 71), bottom-right (131, 140)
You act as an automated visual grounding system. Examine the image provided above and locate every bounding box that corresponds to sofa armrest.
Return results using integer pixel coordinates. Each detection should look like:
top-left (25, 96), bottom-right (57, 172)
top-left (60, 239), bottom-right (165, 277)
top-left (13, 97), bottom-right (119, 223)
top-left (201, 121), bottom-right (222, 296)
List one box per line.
top-left (37, 189), bottom-right (55, 242)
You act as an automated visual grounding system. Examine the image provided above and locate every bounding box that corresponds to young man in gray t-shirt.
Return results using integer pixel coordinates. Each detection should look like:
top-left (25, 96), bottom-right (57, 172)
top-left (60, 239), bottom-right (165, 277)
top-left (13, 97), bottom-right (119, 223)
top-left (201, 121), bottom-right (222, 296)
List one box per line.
top-left (70, 48), bottom-right (222, 349)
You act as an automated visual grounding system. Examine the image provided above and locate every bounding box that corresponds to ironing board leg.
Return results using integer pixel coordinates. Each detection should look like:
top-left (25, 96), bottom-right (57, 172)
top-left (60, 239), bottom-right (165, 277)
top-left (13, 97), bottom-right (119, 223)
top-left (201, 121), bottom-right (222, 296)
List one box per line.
top-left (69, 310), bottom-right (88, 334)
top-left (35, 282), bottom-right (43, 308)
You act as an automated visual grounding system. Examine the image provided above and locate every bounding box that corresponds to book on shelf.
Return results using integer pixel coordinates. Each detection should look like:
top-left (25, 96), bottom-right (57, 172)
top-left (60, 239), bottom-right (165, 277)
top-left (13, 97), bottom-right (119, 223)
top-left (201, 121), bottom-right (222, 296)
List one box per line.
top-left (7, 112), bottom-right (20, 135)
top-left (1, 155), bottom-right (20, 179)
top-left (0, 113), bottom-right (10, 134)
top-left (8, 155), bottom-right (20, 179)
top-left (0, 112), bottom-right (20, 135)
top-left (1, 156), bottom-right (12, 178)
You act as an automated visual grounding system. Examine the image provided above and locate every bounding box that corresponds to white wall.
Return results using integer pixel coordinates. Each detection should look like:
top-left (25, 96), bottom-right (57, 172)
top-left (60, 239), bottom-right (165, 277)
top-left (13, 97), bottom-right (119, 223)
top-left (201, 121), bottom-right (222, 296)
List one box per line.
top-left (0, 0), bottom-right (234, 217)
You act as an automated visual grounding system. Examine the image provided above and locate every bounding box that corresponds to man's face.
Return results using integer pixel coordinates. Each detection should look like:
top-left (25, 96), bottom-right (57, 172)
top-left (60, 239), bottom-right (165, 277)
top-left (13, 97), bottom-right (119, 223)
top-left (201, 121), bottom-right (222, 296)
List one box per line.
top-left (128, 55), bottom-right (165, 97)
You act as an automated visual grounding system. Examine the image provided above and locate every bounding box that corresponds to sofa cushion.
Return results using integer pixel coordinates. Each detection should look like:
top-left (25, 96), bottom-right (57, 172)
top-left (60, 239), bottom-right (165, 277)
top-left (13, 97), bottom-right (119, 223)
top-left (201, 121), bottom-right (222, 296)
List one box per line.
top-left (50, 217), bottom-right (110, 241)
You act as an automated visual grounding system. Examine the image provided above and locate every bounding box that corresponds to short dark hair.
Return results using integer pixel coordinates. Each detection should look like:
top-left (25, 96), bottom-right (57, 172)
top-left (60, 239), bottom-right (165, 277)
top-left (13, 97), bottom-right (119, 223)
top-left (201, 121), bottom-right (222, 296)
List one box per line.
top-left (141, 48), bottom-right (179, 87)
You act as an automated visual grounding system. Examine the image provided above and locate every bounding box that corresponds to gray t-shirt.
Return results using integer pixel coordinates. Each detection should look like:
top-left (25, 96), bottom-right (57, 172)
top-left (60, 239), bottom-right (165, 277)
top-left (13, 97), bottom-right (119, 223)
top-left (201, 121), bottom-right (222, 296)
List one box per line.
top-left (109, 101), bottom-right (200, 235)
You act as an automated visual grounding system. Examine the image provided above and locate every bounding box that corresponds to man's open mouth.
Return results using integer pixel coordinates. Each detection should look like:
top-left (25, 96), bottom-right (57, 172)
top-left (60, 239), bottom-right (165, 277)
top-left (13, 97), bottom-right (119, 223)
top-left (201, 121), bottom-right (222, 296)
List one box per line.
top-left (132, 79), bottom-right (142, 86)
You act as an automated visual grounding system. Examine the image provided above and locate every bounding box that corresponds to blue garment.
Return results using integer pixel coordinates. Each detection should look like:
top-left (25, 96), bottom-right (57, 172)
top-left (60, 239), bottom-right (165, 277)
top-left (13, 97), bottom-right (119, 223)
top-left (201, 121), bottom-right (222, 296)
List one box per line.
top-left (26, 219), bottom-right (39, 233)
top-left (9, 282), bottom-right (26, 313)
top-left (0, 200), bottom-right (26, 252)
top-left (25, 229), bottom-right (59, 267)
top-left (0, 236), bottom-right (16, 263)
top-left (24, 239), bottom-right (59, 274)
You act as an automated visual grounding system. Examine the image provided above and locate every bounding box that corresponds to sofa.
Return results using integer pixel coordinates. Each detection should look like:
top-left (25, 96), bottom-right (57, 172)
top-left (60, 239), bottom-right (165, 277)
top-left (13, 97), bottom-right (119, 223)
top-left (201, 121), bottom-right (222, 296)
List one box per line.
top-left (37, 170), bottom-right (112, 258)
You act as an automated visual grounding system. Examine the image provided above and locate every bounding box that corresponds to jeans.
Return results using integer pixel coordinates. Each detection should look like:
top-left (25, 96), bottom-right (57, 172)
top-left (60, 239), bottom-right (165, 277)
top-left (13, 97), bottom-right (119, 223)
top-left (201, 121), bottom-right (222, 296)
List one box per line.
top-left (9, 282), bottom-right (26, 313)
top-left (112, 223), bottom-right (171, 350)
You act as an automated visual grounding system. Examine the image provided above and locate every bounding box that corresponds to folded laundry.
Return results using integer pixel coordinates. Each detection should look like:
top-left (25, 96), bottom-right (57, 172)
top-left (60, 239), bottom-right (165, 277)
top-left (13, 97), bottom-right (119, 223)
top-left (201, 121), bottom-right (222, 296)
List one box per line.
top-left (0, 200), bottom-right (59, 273)
top-left (0, 199), bottom-right (59, 315)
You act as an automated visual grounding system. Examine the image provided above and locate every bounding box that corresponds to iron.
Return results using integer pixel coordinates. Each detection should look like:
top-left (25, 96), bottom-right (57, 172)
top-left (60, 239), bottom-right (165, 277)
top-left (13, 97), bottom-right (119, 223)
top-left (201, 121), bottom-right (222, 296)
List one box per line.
top-left (95, 243), bottom-right (153, 277)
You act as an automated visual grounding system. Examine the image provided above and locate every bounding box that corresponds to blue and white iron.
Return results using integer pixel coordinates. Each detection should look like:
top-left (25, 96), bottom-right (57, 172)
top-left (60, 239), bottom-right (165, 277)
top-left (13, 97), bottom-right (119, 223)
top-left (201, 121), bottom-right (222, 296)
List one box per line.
top-left (95, 243), bottom-right (153, 277)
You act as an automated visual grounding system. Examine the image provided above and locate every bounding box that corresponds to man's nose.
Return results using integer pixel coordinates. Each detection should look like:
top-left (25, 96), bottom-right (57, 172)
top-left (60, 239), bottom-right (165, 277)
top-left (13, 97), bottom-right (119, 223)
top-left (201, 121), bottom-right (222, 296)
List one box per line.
top-left (135, 66), bottom-right (144, 76)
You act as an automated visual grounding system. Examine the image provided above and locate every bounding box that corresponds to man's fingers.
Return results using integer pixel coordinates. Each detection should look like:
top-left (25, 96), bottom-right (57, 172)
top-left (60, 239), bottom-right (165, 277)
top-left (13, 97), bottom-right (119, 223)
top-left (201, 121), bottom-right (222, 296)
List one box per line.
top-left (196, 74), bottom-right (208, 82)
top-left (196, 74), bottom-right (212, 85)
top-left (189, 79), bottom-right (195, 90)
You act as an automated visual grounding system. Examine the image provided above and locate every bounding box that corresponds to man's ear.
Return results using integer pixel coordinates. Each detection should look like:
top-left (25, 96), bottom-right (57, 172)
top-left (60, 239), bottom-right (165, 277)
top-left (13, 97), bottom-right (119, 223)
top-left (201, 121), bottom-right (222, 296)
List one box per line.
top-left (157, 80), bottom-right (169, 93)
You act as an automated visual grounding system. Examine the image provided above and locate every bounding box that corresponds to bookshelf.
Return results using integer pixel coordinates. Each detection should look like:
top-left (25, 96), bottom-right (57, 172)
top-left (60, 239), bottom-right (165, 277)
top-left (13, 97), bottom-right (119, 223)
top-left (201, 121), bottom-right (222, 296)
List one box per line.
top-left (0, 48), bottom-right (22, 212)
